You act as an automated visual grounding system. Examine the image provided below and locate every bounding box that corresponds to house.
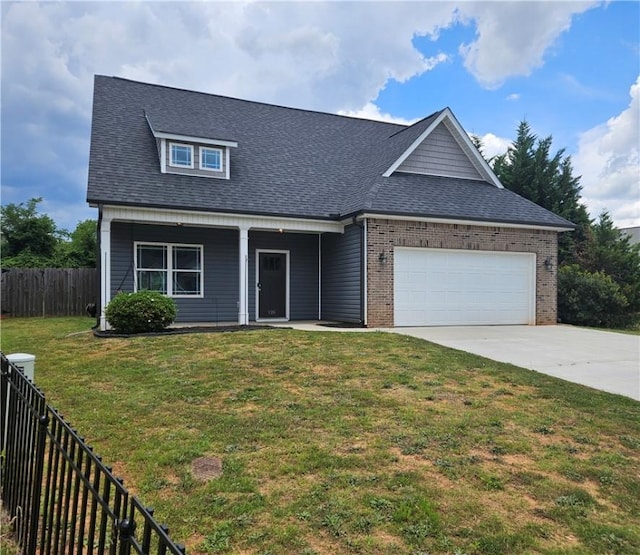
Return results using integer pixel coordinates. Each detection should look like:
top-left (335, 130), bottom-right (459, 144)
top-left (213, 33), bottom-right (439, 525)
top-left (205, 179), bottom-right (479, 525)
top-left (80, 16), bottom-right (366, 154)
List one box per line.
top-left (87, 76), bottom-right (573, 330)
top-left (622, 226), bottom-right (640, 244)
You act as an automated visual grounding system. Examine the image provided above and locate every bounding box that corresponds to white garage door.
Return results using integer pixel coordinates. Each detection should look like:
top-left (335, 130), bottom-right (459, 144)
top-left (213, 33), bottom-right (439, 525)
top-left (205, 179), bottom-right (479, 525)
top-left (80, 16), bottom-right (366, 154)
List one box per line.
top-left (394, 248), bottom-right (535, 326)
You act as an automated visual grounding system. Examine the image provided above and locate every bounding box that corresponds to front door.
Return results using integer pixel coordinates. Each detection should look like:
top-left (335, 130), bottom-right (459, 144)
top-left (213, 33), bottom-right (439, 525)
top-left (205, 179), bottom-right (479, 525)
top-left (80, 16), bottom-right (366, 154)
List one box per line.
top-left (257, 251), bottom-right (287, 319)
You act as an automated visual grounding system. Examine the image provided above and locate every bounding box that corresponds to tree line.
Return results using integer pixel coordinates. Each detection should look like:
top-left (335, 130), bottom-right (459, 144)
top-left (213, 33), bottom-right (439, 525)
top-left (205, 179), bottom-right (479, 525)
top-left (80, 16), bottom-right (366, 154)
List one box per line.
top-left (478, 121), bottom-right (640, 328)
top-left (2, 121), bottom-right (639, 328)
top-left (1, 198), bottom-right (97, 268)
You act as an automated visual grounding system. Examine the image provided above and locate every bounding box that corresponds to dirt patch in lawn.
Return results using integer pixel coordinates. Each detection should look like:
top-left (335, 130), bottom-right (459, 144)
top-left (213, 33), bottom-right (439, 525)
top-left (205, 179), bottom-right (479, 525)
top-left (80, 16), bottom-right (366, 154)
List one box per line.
top-left (191, 456), bottom-right (224, 481)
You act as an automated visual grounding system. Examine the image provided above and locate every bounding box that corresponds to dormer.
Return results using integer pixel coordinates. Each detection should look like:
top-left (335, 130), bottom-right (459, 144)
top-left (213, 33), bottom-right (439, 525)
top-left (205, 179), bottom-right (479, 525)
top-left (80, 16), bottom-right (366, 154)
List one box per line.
top-left (145, 113), bottom-right (238, 180)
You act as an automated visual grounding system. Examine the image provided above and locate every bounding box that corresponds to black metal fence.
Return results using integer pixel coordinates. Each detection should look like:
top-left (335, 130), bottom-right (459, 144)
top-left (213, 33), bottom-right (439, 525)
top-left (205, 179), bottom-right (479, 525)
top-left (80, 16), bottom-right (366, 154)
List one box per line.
top-left (1, 353), bottom-right (186, 554)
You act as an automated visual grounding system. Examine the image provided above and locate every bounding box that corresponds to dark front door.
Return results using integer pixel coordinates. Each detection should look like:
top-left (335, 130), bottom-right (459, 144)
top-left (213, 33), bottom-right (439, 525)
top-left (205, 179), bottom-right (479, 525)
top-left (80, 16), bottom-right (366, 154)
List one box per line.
top-left (258, 252), bottom-right (287, 319)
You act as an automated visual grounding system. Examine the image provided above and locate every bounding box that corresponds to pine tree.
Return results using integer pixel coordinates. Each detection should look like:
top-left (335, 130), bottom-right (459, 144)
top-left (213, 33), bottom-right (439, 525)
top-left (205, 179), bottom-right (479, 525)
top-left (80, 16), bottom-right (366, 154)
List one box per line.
top-left (492, 121), bottom-right (591, 265)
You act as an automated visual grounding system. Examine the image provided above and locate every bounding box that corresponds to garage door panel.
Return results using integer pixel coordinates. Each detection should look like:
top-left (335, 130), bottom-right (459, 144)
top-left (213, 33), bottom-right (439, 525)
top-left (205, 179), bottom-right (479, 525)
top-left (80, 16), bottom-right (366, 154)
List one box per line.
top-left (394, 248), bottom-right (535, 326)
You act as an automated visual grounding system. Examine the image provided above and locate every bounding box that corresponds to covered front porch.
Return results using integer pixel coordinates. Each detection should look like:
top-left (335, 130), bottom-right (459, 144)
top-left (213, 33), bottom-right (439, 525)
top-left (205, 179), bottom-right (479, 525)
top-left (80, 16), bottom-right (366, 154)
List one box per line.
top-left (98, 205), bottom-right (361, 330)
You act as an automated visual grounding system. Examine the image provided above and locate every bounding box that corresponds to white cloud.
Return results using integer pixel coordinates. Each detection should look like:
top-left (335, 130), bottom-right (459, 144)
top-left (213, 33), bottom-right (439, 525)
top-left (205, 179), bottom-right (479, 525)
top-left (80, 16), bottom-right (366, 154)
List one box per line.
top-left (0, 0), bottom-right (615, 229)
top-left (574, 76), bottom-right (640, 227)
top-left (506, 93), bottom-right (520, 101)
top-left (458, 2), bottom-right (599, 89)
top-left (1, 1), bottom-right (461, 229)
top-left (338, 102), bottom-right (418, 125)
top-left (477, 133), bottom-right (512, 160)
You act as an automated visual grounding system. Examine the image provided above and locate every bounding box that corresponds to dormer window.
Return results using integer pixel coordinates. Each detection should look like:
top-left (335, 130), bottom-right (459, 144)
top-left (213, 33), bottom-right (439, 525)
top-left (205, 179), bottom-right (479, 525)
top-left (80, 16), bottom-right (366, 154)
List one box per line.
top-left (169, 143), bottom-right (193, 168)
top-left (200, 147), bottom-right (222, 171)
top-left (148, 115), bottom-right (238, 178)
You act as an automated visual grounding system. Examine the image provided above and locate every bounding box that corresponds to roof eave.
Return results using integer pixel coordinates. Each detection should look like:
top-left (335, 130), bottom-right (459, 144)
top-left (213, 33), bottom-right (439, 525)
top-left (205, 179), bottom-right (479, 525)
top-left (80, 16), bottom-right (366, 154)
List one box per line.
top-left (144, 112), bottom-right (238, 147)
top-left (353, 210), bottom-right (574, 232)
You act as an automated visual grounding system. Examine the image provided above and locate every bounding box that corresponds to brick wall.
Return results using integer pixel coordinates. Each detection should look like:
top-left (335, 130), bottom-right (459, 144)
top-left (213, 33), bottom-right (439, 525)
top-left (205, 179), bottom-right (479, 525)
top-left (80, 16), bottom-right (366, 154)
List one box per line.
top-left (366, 218), bottom-right (558, 327)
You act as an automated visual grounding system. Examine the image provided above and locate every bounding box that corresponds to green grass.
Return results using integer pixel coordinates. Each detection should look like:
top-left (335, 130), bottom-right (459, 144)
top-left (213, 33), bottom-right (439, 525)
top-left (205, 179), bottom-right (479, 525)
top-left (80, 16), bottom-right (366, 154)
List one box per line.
top-left (603, 327), bottom-right (640, 336)
top-left (2, 317), bottom-right (640, 554)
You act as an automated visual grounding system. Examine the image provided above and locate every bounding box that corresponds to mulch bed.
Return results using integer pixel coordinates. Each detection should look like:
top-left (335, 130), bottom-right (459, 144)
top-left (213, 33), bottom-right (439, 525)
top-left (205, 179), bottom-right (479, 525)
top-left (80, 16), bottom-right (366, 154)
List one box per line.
top-left (93, 324), bottom-right (278, 338)
top-left (318, 322), bottom-right (365, 329)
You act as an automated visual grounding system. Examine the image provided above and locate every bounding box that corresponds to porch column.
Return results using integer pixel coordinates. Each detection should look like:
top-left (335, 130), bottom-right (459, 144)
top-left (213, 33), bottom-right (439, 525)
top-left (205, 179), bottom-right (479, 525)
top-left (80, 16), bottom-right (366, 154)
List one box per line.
top-left (99, 216), bottom-right (112, 331)
top-left (238, 226), bottom-right (249, 325)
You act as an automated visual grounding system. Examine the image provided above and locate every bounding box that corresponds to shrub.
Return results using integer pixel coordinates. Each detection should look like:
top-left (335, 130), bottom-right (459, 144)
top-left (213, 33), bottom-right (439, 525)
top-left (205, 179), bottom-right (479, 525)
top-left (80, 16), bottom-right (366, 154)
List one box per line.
top-left (558, 264), bottom-right (629, 328)
top-left (105, 290), bottom-right (177, 333)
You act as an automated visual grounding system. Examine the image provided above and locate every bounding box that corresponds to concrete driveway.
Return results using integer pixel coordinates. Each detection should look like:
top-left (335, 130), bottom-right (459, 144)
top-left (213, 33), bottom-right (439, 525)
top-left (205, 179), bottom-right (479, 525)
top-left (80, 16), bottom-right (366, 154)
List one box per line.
top-left (389, 325), bottom-right (640, 401)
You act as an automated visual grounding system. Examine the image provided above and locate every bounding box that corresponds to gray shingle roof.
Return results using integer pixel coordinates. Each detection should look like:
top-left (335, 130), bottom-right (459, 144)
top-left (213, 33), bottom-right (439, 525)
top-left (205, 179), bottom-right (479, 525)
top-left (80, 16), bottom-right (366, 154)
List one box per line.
top-left (87, 76), bottom-right (574, 229)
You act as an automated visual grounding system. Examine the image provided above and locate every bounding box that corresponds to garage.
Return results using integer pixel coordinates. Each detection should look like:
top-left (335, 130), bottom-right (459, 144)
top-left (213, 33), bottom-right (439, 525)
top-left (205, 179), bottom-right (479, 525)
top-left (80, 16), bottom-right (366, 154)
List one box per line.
top-left (394, 247), bottom-right (535, 326)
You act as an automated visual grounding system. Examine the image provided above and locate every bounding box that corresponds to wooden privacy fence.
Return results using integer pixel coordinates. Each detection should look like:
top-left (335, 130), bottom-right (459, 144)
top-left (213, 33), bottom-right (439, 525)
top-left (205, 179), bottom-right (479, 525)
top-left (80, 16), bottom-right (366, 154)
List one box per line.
top-left (1, 268), bottom-right (98, 317)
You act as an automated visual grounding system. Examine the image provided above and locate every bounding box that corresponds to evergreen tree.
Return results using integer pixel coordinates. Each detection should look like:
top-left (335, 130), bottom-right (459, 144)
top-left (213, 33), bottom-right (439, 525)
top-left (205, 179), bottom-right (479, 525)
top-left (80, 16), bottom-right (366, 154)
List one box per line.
top-left (490, 121), bottom-right (639, 327)
top-left (582, 212), bottom-right (640, 322)
top-left (492, 121), bottom-right (591, 265)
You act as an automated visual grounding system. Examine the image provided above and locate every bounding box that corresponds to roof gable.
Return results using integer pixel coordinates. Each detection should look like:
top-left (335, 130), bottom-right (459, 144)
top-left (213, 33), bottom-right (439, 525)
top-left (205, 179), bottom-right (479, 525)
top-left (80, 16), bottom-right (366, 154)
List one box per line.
top-left (382, 108), bottom-right (502, 188)
top-left (396, 121), bottom-right (484, 180)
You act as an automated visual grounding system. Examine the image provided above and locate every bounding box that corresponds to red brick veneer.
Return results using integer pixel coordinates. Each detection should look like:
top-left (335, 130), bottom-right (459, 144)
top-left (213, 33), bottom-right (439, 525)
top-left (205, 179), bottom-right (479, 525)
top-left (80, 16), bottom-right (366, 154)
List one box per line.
top-left (366, 218), bottom-right (558, 327)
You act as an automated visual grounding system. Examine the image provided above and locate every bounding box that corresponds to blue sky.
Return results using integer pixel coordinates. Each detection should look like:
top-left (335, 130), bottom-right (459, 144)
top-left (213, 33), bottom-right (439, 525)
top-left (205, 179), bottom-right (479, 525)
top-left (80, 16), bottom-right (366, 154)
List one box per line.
top-left (2, 1), bottom-right (639, 231)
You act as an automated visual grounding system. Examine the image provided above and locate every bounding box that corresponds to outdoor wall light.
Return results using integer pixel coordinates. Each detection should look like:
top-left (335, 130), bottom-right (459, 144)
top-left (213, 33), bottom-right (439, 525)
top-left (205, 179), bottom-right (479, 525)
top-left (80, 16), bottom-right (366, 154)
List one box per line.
top-left (378, 251), bottom-right (388, 264)
top-left (544, 257), bottom-right (553, 271)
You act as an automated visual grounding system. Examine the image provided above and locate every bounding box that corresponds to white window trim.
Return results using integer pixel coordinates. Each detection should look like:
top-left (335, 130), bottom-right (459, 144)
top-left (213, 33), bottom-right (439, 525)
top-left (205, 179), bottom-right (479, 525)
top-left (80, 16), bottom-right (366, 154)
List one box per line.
top-left (134, 241), bottom-right (204, 298)
top-left (169, 142), bottom-right (194, 169)
top-left (160, 140), bottom-right (167, 173)
top-left (199, 146), bottom-right (223, 172)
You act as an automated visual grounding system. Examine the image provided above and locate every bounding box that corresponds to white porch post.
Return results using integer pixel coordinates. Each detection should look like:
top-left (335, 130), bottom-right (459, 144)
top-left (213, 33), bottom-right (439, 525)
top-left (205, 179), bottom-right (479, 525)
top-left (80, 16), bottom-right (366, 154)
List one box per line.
top-left (99, 216), bottom-right (112, 331)
top-left (238, 226), bottom-right (249, 325)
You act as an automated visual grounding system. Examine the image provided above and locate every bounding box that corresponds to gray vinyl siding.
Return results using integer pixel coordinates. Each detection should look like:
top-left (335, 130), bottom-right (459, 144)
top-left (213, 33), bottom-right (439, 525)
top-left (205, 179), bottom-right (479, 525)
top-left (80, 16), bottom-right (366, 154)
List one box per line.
top-left (110, 222), bottom-right (238, 323)
top-left (165, 141), bottom-right (227, 178)
top-left (397, 122), bottom-right (483, 180)
top-left (321, 224), bottom-right (362, 323)
top-left (248, 231), bottom-right (319, 321)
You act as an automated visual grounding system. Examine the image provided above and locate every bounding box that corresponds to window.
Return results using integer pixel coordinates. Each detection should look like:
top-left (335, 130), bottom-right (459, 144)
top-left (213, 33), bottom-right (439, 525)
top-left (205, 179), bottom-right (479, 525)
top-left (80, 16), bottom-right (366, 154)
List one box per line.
top-left (169, 143), bottom-right (193, 168)
top-left (200, 147), bottom-right (222, 171)
top-left (135, 242), bottom-right (203, 297)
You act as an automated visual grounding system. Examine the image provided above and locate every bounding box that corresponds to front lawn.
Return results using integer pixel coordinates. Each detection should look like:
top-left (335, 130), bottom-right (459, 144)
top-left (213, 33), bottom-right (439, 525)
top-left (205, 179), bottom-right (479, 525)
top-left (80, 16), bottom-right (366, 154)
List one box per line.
top-left (2, 317), bottom-right (639, 554)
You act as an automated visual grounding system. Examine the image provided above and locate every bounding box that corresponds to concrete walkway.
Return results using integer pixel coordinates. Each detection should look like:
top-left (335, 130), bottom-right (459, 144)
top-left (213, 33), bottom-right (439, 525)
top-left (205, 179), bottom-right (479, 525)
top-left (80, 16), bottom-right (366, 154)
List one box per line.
top-left (389, 325), bottom-right (640, 401)
top-left (282, 322), bottom-right (639, 400)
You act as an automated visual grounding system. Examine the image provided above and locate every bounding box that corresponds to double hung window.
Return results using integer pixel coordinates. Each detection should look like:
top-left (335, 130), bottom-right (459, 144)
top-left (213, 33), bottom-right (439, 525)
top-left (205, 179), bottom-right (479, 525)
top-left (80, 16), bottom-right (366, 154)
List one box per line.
top-left (135, 243), bottom-right (203, 297)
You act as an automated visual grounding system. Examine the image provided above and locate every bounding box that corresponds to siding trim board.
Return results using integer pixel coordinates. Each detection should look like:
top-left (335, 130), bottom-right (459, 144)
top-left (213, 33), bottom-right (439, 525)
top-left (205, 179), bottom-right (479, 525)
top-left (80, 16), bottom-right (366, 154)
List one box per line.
top-left (357, 213), bottom-right (570, 233)
top-left (99, 205), bottom-right (345, 234)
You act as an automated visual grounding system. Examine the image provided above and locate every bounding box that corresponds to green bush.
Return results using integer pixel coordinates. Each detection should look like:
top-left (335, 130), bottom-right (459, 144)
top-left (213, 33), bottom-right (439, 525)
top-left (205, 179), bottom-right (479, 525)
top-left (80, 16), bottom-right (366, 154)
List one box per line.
top-left (105, 290), bottom-right (177, 333)
top-left (558, 264), bottom-right (629, 328)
